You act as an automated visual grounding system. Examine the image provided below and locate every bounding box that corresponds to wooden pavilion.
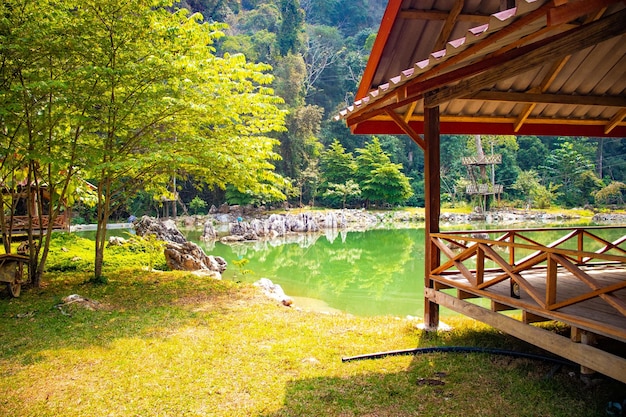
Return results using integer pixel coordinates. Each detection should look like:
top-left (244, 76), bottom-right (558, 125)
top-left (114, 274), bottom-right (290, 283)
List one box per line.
top-left (337, 0), bottom-right (626, 382)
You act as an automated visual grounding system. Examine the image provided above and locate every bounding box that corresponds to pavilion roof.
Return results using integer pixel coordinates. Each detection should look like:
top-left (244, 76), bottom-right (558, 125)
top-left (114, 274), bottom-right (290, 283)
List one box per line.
top-left (337, 0), bottom-right (626, 138)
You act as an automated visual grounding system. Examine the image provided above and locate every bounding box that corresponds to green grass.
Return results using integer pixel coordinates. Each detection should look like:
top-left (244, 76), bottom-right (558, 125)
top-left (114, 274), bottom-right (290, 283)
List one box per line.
top-left (1, 267), bottom-right (624, 417)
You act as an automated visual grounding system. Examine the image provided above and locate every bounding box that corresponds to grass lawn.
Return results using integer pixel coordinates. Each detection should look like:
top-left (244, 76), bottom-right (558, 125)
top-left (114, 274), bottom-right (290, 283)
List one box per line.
top-left (1, 266), bottom-right (625, 417)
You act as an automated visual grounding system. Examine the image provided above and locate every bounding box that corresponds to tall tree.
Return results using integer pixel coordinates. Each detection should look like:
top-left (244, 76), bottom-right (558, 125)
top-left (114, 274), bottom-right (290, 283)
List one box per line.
top-left (277, 0), bottom-right (304, 55)
top-left (355, 137), bottom-right (412, 206)
top-left (540, 141), bottom-right (600, 207)
top-left (320, 139), bottom-right (356, 185)
top-left (0, 0), bottom-right (96, 286)
top-left (79, 2), bottom-right (287, 279)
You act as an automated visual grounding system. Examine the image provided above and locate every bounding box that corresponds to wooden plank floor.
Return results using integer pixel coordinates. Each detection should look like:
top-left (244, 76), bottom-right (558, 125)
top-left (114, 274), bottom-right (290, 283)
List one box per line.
top-left (432, 263), bottom-right (626, 343)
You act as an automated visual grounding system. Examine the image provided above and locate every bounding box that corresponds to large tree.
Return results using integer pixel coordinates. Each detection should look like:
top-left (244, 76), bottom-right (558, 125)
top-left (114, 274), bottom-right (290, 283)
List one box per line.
top-left (2, 0), bottom-right (287, 281)
top-left (76, 0), bottom-right (287, 279)
top-left (355, 137), bottom-right (412, 207)
top-left (0, 0), bottom-right (97, 286)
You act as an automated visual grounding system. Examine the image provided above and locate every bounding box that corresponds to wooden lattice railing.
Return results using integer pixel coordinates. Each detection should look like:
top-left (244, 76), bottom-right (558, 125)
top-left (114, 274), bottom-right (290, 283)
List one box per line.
top-left (430, 226), bottom-right (626, 319)
top-left (6, 213), bottom-right (69, 232)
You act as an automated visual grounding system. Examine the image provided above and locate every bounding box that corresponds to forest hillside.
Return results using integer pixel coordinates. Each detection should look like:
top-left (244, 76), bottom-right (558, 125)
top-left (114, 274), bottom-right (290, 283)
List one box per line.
top-left (171, 0), bottom-right (626, 214)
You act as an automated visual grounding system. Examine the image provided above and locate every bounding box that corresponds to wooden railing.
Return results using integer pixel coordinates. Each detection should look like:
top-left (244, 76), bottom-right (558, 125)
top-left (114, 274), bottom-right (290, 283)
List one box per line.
top-left (5, 213), bottom-right (69, 233)
top-left (430, 226), bottom-right (626, 322)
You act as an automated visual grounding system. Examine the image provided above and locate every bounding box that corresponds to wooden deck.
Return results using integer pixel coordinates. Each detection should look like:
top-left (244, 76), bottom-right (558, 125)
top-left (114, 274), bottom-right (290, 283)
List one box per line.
top-left (427, 226), bottom-right (626, 383)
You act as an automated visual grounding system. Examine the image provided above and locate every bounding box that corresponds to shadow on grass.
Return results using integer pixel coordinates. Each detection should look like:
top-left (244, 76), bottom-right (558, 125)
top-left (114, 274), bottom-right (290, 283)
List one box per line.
top-left (0, 269), bottom-right (242, 365)
top-left (260, 327), bottom-right (626, 417)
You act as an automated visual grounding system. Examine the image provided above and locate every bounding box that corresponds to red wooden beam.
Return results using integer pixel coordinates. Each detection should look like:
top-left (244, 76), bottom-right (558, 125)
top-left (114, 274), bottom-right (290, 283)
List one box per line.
top-left (355, 0), bottom-right (404, 100)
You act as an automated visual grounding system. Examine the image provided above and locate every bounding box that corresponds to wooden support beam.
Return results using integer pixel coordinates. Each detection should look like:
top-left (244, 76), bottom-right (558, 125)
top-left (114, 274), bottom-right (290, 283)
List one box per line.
top-left (458, 289), bottom-right (479, 299)
top-left (425, 288), bottom-right (626, 383)
top-left (546, 254), bottom-right (558, 306)
top-left (385, 110), bottom-right (426, 150)
top-left (523, 311), bottom-right (550, 324)
top-left (424, 105), bottom-right (441, 330)
top-left (434, 281), bottom-right (453, 290)
top-left (547, 0), bottom-right (621, 26)
top-left (606, 108), bottom-right (626, 134)
top-left (424, 9), bottom-right (626, 107)
top-left (476, 246), bottom-right (485, 285)
top-left (492, 301), bottom-right (517, 312)
top-left (470, 90), bottom-right (626, 107)
top-left (403, 101), bottom-right (418, 123)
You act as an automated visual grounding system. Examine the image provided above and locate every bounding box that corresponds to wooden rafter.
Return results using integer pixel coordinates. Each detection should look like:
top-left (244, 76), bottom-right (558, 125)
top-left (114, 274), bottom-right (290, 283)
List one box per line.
top-left (412, 1), bottom-right (559, 82)
top-left (512, 7), bottom-right (607, 132)
top-left (513, 56), bottom-right (571, 132)
top-left (470, 90), bottom-right (626, 107)
top-left (399, 8), bottom-right (491, 24)
top-left (348, 8), bottom-right (626, 128)
top-left (547, 0), bottom-right (622, 26)
top-left (365, 113), bottom-right (626, 128)
top-left (606, 109), bottom-right (626, 134)
top-left (385, 110), bottom-right (426, 150)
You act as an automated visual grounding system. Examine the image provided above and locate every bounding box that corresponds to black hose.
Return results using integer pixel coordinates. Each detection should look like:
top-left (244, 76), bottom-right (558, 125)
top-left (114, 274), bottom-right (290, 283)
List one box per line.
top-left (341, 346), bottom-right (576, 368)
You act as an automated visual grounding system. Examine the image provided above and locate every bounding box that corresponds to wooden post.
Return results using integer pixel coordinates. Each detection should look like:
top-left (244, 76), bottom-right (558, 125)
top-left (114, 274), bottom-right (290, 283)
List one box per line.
top-left (424, 104), bottom-right (441, 329)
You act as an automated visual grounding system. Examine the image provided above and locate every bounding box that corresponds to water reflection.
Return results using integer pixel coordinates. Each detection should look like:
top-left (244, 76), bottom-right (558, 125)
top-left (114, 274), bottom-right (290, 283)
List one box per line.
top-left (184, 222), bottom-right (621, 317)
top-left (185, 228), bottom-right (426, 317)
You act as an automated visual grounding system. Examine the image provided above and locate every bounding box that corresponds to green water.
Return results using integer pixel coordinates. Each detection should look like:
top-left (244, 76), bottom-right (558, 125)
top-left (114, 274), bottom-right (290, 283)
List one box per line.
top-left (182, 223), bottom-right (625, 318)
top-left (185, 228), bottom-right (427, 317)
top-left (81, 222), bottom-right (624, 318)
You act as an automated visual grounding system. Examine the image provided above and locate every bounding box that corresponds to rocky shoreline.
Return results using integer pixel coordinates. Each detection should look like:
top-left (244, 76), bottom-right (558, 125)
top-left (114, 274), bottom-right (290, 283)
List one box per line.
top-left (172, 204), bottom-right (625, 241)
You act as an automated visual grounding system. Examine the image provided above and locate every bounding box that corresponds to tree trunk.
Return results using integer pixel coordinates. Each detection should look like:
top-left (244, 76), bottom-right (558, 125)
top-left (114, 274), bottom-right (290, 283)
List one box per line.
top-left (94, 178), bottom-right (111, 280)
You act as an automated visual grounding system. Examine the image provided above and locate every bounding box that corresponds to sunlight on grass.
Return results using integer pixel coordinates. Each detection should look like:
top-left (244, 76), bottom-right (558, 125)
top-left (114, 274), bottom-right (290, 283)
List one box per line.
top-left (1, 265), bottom-right (624, 416)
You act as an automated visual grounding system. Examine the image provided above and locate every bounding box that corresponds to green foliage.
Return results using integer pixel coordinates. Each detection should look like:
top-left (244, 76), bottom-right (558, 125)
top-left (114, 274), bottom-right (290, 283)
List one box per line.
top-left (189, 196), bottom-right (208, 215)
top-left (232, 258), bottom-right (253, 276)
top-left (517, 136), bottom-right (548, 171)
top-left (130, 233), bottom-right (168, 271)
top-left (512, 170), bottom-right (556, 209)
top-left (324, 179), bottom-right (361, 208)
top-left (354, 137), bottom-right (413, 206)
top-left (541, 141), bottom-right (599, 207)
top-left (44, 231), bottom-right (168, 275)
top-left (320, 139), bottom-right (357, 185)
top-left (594, 181), bottom-right (625, 206)
top-left (277, 0), bottom-right (304, 55)
top-left (1, 0), bottom-right (288, 278)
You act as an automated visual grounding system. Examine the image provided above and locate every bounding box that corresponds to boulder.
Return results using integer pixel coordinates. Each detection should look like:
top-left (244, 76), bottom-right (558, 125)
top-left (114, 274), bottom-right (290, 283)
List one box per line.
top-left (164, 241), bottom-right (227, 277)
top-left (134, 216), bottom-right (186, 244)
top-left (254, 278), bottom-right (293, 306)
top-left (200, 220), bottom-right (217, 241)
top-left (108, 236), bottom-right (127, 246)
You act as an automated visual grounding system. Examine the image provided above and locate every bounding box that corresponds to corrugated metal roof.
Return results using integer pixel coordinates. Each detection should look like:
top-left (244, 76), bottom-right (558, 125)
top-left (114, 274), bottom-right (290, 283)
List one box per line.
top-left (338, 0), bottom-right (626, 138)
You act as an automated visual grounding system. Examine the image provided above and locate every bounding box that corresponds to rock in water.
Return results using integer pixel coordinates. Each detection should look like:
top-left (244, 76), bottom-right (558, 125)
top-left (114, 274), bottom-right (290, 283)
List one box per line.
top-left (200, 220), bottom-right (217, 241)
top-left (135, 216), bottom-right (227, 277)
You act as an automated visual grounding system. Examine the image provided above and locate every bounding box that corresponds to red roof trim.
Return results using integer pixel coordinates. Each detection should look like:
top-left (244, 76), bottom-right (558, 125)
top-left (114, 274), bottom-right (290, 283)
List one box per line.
top-left (351, 120), bottom-right (626, 138)
top-left (355, 0), bottom-right (404, 100)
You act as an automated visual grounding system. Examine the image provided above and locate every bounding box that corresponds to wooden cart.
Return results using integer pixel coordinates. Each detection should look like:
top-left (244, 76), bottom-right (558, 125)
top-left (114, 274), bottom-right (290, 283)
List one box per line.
top-left (0, 254), bottom-right (29, 297)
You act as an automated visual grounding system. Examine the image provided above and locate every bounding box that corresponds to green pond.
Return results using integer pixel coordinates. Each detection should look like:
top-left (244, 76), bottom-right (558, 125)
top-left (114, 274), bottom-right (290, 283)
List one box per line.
top-left (180, 222), bottom-right (622, 318)
top-left (81, 221), bottom-right (622, 318)
top-left (187, 227), bottom-right (428, 317)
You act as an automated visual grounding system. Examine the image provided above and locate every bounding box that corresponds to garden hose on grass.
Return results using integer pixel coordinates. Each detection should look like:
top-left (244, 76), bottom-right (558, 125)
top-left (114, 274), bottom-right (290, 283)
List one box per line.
top-left (341, 346), bottom-right (576, 368)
